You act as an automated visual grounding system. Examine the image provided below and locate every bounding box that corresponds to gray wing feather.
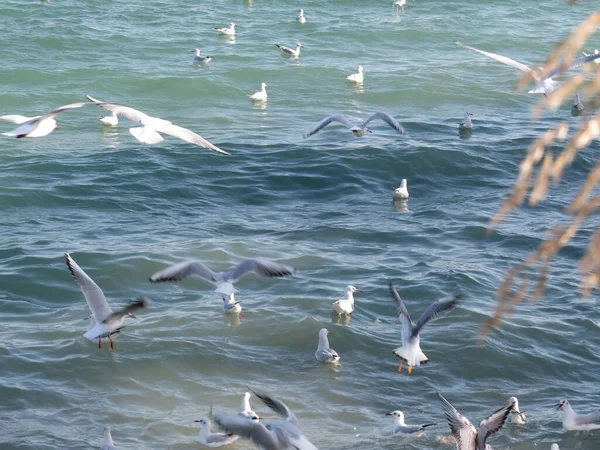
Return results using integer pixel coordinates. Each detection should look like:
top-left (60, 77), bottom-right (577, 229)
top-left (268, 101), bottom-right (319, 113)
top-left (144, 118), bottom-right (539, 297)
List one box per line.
top-left (389, 282), bottom-right (413, 345)
top-left (412, 294), bottom-right (461, 337)
top-left (574, 410), bottom-right (600, 425)
top-left (546, 53), bottom-right (600, 78)
top-left (158, 123), bottom-right (228, 155)
top-left (251, 389), bottom-right (301, 427)
top-left (361, 112), bottom-right (405, 134)
top-left (102, 298), bottom-right (147, 323)
top-left (65, 253), bottom-right (113, 322)
top-left (149, 260), bottom-right (218, 283)
top-left (214, 414), bottom-right (279, 450)
top-left (304, 115), bottom-right (356, 138)
top-left (476, 401), bottom-right (514, 450)
top-left (438, 393), bottom-right (477, 450)
top-left (226, 258), bottom-right (295, 282)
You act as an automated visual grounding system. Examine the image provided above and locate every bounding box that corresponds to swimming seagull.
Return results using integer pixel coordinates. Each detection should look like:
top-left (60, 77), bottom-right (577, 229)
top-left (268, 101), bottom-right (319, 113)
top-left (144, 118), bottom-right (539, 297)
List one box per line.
top-left (345, 66), bottom-right (364, 84)
top-left (65, 253), bottom-right (146, 350)
top-left (239, 392), bottom-right (260, 421)
top-left (149, 258), bottom-right (296, 296)
top-left (215, 23), bottom-right (236, 36)
top-left (459, 112), bottom-right (473, 130)
top-left (457, 42), bottom-right (600, 95)
top-left (100, 426), bottom-right (117, 450)
top-left (0, 101), bottom-right (104, 138)
top-left (386, 410), bottom-right (435, 436)
top-left (551, 444), bottom-right (560, 450)
top-left (195, 417), bottom-right (240, 448)
top-left (304, 112), bottom-right (405, 138)
top-left (275, 43), bottom-right (303, 58)
top-left (332, 285), bottom-right (363, 315)
top-left (297, 9), bottom-right (306, 24)
top-left (572, 93), bottom-right (584, 114)
top-left (222, 293), bottom-right (242, 314)
top-left (214, 389), bottom-right (319, 450)
top-left (394, 179), bottom-right (409, 200)
top-left (556, 399), bottom-right (600, 431)
top-left (85, 95), bottom-right (228, 155)
top-left (438, 393), bottom-right (514, 450)
top-left (507, 397), bottom-right (526, 424)
top-left (249, 83), bottom-right (268, 102)
top-left (388, 282), bottom-right (460, 373)
top-left (192, 48), bottom-right (212, 63)
top-left (315, 328), bottom-right (340, 363)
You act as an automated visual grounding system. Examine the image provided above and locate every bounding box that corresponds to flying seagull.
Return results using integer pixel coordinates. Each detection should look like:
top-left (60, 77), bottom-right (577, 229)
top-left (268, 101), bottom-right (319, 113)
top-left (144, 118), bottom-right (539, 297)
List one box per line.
top-left (304, 112), bottom-right (404, 138)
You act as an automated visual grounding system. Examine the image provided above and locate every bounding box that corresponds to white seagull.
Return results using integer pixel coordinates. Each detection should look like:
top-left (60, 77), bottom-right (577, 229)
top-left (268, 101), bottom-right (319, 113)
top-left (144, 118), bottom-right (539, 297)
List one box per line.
top-left (389, 282), bottom-right (460, 373)
top-left (149, 258), bottom-right (295, 296)
top-left (85, 95), bottom-right (228, 155)
top-left (459, 112), bottom-right (473, 130)
top-left (249, 83), bottom-right (268, 102)
top-left (304, 112), bottom-right (405, 138)
top-left (239, 392), bottom-right (260, 421)
top-left (214, 389), bottom-right (319, 450)
top-left (394, 179), bottom-right (409, 200)
top-left (332, 285), bottom-right (363, 315)
top-left (438, 393), bottom-right (514, 450)
top-left (66, 253), bottom-right (146, 350)
top-left (315, 328), bottom-right (340, 363)
top-left (556, 399), bottom-right (600, 431)
top-left (386, 410), bottom-right (435, 436)
top-left (507, 397), bottom-right (526, 424)
top-left (222, 293), bottom-right (242, 314)
top-left (192, 48), bottom-right (212, 63)
top-left (297, 9), bottom-right (306, 24)
top-left (215, 23), bottom-right (236, 37)
top-left (393, 0), bottom-right (406, 14)
top-left (0, 101), bottom-right (103, 138)
top-left (195, 417), bottom-right (239, 448)
top-left (551, 444), bottom-right (560, 450)
top-left (100, 426), bottom-right (117, 450)
top-left (275, 43), bottom-right (303, 58)
top-left (457, 41), bottom-right (600, 95)
top-left (345, 65), bottom-right (364, 84)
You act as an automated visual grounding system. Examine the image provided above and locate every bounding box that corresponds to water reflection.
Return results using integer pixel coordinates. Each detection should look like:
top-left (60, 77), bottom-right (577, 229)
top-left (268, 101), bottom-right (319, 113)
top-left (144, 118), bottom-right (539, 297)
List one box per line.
top-left (393, 199), bottom-right (410, 213)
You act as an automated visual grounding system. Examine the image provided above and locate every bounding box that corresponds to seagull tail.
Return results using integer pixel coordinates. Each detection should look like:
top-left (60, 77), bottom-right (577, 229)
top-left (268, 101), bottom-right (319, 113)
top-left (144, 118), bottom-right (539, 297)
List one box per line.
top-left (129, 126), bottom-right (164, 144)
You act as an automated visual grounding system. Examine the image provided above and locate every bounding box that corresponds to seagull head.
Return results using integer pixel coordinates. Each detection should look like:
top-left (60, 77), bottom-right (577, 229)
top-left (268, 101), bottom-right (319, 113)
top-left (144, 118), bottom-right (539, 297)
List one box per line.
top-left (297, 43), bottom-right (303, 48)
top-left (319, 328), bottom-right (330, 337)
top-left (556, 399), bottom-right (569, 410)
top-left (357, 65), bottom-right (364, 72)
top-left (386, 410), bottom-right (404, 422)
top-left (230, 23), bottom-right (236, 28)
top-left (346, 285), bottom-right (363, 294)
top-left (192, 48), bottom-right (201, 55)
top-left (261, 82), bottom-right (267, 89)
top-left (195, 418), bottom-right (210, 428)
top-left (299, 8), bottom-right (304, 14)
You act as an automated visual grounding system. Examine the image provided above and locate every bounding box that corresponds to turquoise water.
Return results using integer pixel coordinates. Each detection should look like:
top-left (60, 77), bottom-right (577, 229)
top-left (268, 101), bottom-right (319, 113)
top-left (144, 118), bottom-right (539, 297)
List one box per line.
top-left (1, 1), bottom-right (599, 449)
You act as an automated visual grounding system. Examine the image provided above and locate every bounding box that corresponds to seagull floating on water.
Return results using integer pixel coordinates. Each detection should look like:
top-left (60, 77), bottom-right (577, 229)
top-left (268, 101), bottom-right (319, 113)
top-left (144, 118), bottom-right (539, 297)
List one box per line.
top-left (149, 258), bottom-right (295, 296)
top-left (222, 293), bottom-right (242, 314)
top-left (345, 66), bottom-right (364, 84)
top-left (438, 393), bottom-right (514, 450)
top-left (275, 43), bottom-right (303, 58)
top-left (572, 93), bottom-right (584, 114)
top-left (297, 9), bottom-right (306, 24)
top-left (386, 410), bottom-right (435, 436)
top-left (388, 282), bottom-right (460, 373)
top-left (249, 83), bottom-right (268, 102)
top-left (215, 23), bottom-right (236, 37)
top-left (507, 396), bottom-right (526, 424)
top-left (195, 417), bottom-right (239, 448)
top-left (0, 101), bottom-right (103, 138)
top-left (239, 392), bottom-right (260, 421)
top-left (459, 112), bottom-right (473, 130)
top-left (214, 389), bottom-right (319, 450)
top-left (85, 95), bottom-right (228, 155)
top-left (332, 285), bottom-right (362, 315)
top-left (394, 179), bottom-right (409, 200)
top-left (315, 328), bottom-right (341, 363)
top-left (66, 253), bottom-right (146, 350)
top-left (305, 112), bottom-right (405, 138)
top-left (192, 48), bottom-right (212, 63)
top-left (100, 426), bottom-right (117, 450)
top-left (556, 399), bottom-right (600, 431)
top-left (551, 444), bottom-right (560, 450)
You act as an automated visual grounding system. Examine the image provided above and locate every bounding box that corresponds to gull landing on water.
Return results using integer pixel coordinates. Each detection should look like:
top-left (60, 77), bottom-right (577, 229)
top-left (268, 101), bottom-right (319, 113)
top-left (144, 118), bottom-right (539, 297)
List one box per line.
top-left (65, 253), bottom-right (146, 350)
top-left (192, 48), bottom-right (212, 64)
top-left (459, 112), bottom-right (473, 130)
top-left (100, 426), bottom-right (117, 450)
top-left (215, 23), bottom-right (236, 37)
top-left (315, 328), bottom-right (340, 363)
top-left (389, 282), bottom-right (460, 373)
top-left (297, 9), bottom-right (306, 24)
top-left (248, 83), bottom-right (268, 102)
top-left (345, 66), bottom-right (364, 84)
top-left (195, 417), bottom-right (239, 448)
top-left (386, 410), bottom-right (435, 436)
top-left (332, 285), bottom-right (363, 315)
top-left (394, 179), bottom-right (409, 200)
top-left (507, 396), bottom-right (526, 424)
top-left (556, 399), bottom-right (600, 431)
top-left (275, 43), bottom-right (303, 58)
top-left (304, 112), bottom-right (405, 138)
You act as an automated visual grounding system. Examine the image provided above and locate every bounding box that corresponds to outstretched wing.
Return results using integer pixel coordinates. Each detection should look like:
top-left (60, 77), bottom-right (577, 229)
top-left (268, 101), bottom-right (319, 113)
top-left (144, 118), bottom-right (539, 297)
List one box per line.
top-left (86, 95), bottom-right (153, 125)
top-left (149, 260), bottom-right (218, 283)
top-left (438, 393), bottom-right (477, 450)
top-left (388, 282), bottom-right (412, 346)
top-left (41, 102), bottom-right (101, 121)
top-left (574, 409), bottom-right (600, 426)
top-left (65, 253), bottom-right (112, 322)
top-left (412, 294), bottom-right (461, 337)
top-left (457, 41), bottom-right (531, 73)
top-left (361, 112), bottom-right (405, 134)
top-left (304, 115), bottom-right (355, 138)
top-left (213, 414), bottom-right (279, 450)
top-left (250, 389), bottom-right (301, 427)
top-left (546, 52), bottom-right (600, 79)
top-left (157, 123), bottom-right (229, 155)
top-left (225, 258), bottom-right (296, 282)
top-left (102, 297), bottom-right (147, 323)
top-left (476, 400), bottom-right (514, 450)
top-left (0, 115), bottom-right (37, 124)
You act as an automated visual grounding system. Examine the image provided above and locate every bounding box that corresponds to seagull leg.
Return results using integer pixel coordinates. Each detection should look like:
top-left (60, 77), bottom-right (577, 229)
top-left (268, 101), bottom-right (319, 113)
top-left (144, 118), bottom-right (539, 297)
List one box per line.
top-left (107, 333), bottom-right (114, 350)
top-left (408, 365), bottom-right (413, 374)
top-left (397, 362), bottom-right (403, 372)
top-left (98, 337), bottom-right (102, 349)
top-left (402, 5), bottom-right (404, 13)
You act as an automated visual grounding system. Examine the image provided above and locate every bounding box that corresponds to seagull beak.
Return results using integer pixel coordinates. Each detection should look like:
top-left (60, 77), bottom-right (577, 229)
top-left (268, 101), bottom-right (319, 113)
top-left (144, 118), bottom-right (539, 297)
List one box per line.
top-left (385, 412), bottom-right (393, 416)
top-left (356, 289), bottom-right (364, 293)
top-left (194, 420), bottom-right (200, 422)
top-left (368, 130), bottom-right (373, 133)
top-left (556, 403), bottom-right (563, 410)
top-left (128, 313), bottom-right (136, 319)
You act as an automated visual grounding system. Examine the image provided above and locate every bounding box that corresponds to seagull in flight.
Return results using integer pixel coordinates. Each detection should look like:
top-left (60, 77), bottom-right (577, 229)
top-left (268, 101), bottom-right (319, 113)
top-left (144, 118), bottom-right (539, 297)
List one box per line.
top-left (275, 43), bottom-right (303, 58)
top-left (438, 393), bottom-right (514, 450)
top-left (66, 253), bottom-right (146, 350)
top-left (304, 112), bottom-right (404, 138)
top-left (85, 95), bottom-right (228, 155)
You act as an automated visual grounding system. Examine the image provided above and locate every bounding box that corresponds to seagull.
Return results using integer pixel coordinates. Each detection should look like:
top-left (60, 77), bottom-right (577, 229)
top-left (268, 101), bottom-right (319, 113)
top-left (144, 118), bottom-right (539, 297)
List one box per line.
top-left (214, 389), bottom-right (319, 450)
top-left (315, 328), bottom-right (340, 363)
top-left (438, 393), bottom-right (514, 450)
top-left (222, 293), bottom-right (242, 314)
top-left (551, 444), bottom-right (560, 450)
top-left (582, 49), bottom-right (600, 64)
top-left (100, 426), bottom-right (117, 450)
top-left (297, 9), bottom-right (306, 24)
top-left (388, 282), bottom-right (460, 373)
top-left (457, 41), bottom-right (600, 95)
top-left (459, 113), bottom-right (473, 130)
top-left (556, 399), bottom-right (600, 431)
top-left (99, 111), bottom-right (118, 127)
top-left (507, 397), bottom-right (526, 424)
top-left (0, 101), bottom-right (103, 138)
top-left (572, 93), bottom-right (584, 114)
top-left (192, 48), bottom-right (212, 64)
top-left (304, 112), bottom-right (405, 138)
top-left (275, 43), bottom-right (303, 58)
top-left (332, 285), bottom-right (363, 315)
top-left (195, 417), bottom-right (240, 448)
top-left (85, 95), bottom-right (228, 155)
top-left (215, 23), bottom-right (236, 37)
top-left (149, 258), bottom-right (296, 296)
top-left (393, 0), bottom-right (406, 14)
top-left (249, 83), bottom-right (268, 102)
top-left (394, 179), bottom-right (409, 200)
top-left (345, 66), bottom-right (364, 84)
top-left (65, 253), bottom-right (146, 350)
top-left (386, 410), bottom-right (435, 436)
top-left (239, 392), bottom-right (260, 421)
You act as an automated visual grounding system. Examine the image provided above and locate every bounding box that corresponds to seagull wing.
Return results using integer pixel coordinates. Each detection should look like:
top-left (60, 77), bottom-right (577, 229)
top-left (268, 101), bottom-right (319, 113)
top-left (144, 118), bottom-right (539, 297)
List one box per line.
top-left (213, 414), bottom-right (280, 450)
top-left (250, 389), bottom-right (301, 427)
top-left (40, 102), bottom-right (101, 121)
top-left (304, 114), bottom-right (356, 138)
top-left (457, 41), bottom-right (531, 73)
top-left (149, 260), bottom-right (218, 283)
top-left (156, 123), bottom-right (229, 155)
top-left (438, 393), bottom-right (477, 450)
top-left (546, 52), bottom-right (600, 78)
top-left (0, 115), bottom-right (38, 124)
top-left (225, 258), bottom-right (296, 282)
top-left (389, 282), bottom-right (413, 346)
top-left (574, 409), bottom-right (600, 425)
top-left (361, 112), bottom-right (405, 134)
top-left (475, 401), bottom-right (514, 450)
top-left (102, 298), bottom-right (147, 324)
top-left (412, 294), bottom-right (461, 338)
top-left (86, 95), bottom-right (154, 125)
top-left (65, 253), bottom-right (113, 322)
